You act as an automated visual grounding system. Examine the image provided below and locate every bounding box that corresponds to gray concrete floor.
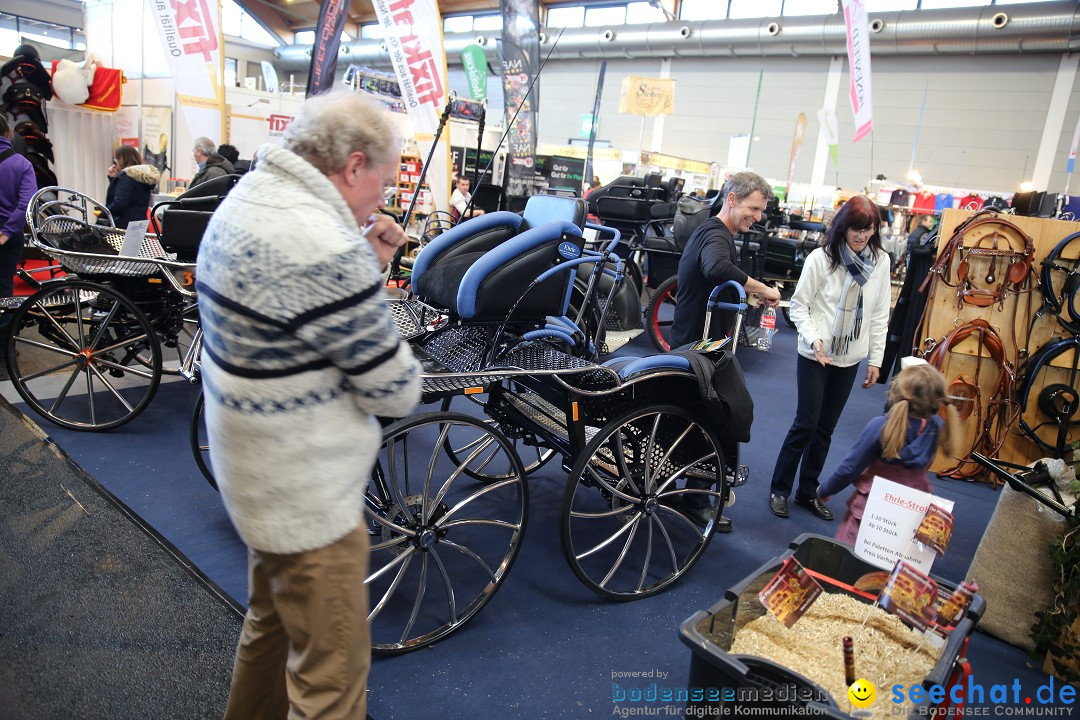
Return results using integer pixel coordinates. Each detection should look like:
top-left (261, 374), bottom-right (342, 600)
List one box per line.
top-left (0, 394), bottom-right (240, 720)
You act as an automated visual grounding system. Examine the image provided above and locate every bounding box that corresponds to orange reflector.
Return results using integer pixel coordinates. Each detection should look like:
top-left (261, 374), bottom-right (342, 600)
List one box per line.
top-left (465, 387), bottom-right (483, 395)
top-left (147, 278), bottom-right (162, 284)
top-left (572, 402), bottom-right (579, 421)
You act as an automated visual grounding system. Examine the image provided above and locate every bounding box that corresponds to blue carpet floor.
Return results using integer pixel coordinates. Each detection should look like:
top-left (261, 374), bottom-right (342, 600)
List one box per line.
top-left (13, 325), bottom-right (1073, 718)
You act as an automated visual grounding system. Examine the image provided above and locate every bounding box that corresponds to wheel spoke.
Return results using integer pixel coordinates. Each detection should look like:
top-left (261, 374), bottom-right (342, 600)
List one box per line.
top-left (88, 364), bottom-right (136, 412)
top-left (439, 538), bottom-right (498, 582)
top-left (94, 357), bottom-right (157, 380)
top-left (575, 512), bottom-right (639, 561)
top-left (635, 517), bottom-right (655, 593)
top-left (11, 335), bottom-right (80, 358)
top-left (422, 423), bottom-right (454, 523)
top-left (400, 553), bottom-right (429, 646)
top-left (598, 517), bottom-right (640, 589)
top-left (48, 365), bottom-right (85, 415)
top-left (428, 548), bottom-right (459, 628)
top-left (16, 355), bottom-right (79, 382)
top-left (584, 463), bottom-right (640, 505)
top-left (367, 549), bottom-right (415, 620)
top-left (433, 477), bottom-right (521, 526)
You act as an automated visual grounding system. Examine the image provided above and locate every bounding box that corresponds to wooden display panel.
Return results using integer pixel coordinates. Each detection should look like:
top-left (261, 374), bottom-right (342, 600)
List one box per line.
top-left (919, 209), bottom-right (1080, 472)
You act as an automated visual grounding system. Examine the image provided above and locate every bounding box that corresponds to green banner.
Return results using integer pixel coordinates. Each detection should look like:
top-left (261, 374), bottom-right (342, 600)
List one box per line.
top-left (461, 45), bottom-right (487, 102)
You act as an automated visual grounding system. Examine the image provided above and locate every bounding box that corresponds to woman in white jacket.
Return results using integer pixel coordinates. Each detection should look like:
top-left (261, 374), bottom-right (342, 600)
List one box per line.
top-left (767, 195), bottom-right (892, 521)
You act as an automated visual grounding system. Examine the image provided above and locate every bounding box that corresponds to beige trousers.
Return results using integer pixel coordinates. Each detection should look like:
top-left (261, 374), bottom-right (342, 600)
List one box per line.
top-left (224, 525), bottom-right (371, 720)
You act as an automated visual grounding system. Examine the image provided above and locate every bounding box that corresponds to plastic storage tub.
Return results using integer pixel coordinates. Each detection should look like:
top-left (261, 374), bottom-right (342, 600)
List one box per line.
top-left (679, 533), bottom-right (985, 718)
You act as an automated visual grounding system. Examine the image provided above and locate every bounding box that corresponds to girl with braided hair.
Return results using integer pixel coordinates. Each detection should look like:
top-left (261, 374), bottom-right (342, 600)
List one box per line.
top-left (817, 361), bottom-right (962, 544)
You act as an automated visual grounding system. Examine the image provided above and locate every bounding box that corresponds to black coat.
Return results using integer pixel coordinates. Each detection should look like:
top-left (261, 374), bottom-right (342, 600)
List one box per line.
top-left (106, 164), bottom-right (160, 229)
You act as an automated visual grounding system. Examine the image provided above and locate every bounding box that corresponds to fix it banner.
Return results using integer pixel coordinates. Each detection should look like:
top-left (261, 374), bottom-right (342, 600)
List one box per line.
top-left (146, 0), bottom-right (224, 146)
top-left (500, 0), bottom-right (540, 197)
top-left (840, 0), bottom-right (873, 142)
top-left (785, 112), bottom-right (808, 197)
top-left (372, 0), bottom-right (451, 213)
top-left (305, 0), bottom-right (349, 98)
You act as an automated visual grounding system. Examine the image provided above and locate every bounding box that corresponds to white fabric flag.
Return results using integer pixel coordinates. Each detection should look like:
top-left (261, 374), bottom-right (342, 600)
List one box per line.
top-left (372, 0), bottom-right (452, 214)
top-left (1067, 115), bottom-right (1080, 174)
top-left (840, 0), bottom-right (873, 142)
top-left (145, 0), bottom-right (224, 144)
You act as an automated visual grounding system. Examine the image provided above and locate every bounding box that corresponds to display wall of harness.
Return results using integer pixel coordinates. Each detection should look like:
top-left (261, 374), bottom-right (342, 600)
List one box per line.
top-left (915, 208), bottom-right (1080, 480)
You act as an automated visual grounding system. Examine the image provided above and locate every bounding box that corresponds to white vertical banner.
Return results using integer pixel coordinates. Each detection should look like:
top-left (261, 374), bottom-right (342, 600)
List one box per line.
top-left (146, 0), bottom-right (224, 145)
top-left (372, 0), bottom-right (451, 214)
top-left (840, 0), bottom-right (873, 143)
top-left (1066, 115), bottom-right (1080, 174)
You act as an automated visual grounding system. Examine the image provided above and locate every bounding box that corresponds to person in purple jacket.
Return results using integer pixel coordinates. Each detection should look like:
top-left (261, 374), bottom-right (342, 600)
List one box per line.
top-left (816, 361), bottom-right (961, 544)
top-left (0, 114), bottom-right (37, 299)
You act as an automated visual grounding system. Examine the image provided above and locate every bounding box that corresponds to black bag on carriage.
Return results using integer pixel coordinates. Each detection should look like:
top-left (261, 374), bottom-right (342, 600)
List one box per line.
top-left (56, 224), bottom-right (119, 256)
top-left (670, 348), bottom-right (754, 443)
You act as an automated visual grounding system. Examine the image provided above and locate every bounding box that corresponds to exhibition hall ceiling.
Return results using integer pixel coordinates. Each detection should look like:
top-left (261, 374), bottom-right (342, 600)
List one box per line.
top-left (244, 0), bottom-right (622, 39)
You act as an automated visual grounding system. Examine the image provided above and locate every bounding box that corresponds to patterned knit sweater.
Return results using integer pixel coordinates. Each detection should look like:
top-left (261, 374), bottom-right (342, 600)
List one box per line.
top-left (196, 144), bottom-right (421, 554)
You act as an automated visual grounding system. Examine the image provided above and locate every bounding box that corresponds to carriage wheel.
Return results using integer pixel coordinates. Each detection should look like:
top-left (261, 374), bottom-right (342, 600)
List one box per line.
top-left (189, 392), bottom-right (216, 490)
top-left (440, 391), bottom-right (556, 479)
top-left (645, 275), bottom-right (678, 352)
top-left (5, 280), bottom-right (161, 431)
top-left (366, 412), bottom-right (528, 654)
top-left (561, 404), bottom-right (724, 600)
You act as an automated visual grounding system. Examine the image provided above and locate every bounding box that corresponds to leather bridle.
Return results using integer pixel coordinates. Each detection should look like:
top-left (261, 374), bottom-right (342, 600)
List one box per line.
top-left (923, 319), bottom-right (1018, 481)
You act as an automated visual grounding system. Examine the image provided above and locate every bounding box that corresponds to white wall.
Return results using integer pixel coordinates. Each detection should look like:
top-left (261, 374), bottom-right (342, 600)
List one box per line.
top-left (521, 53), bottom-right (1070, 195)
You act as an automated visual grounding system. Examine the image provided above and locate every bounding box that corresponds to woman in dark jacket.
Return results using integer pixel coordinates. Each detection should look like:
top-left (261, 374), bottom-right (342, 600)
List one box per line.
top-left (106, 145), bottom-right (160, 228)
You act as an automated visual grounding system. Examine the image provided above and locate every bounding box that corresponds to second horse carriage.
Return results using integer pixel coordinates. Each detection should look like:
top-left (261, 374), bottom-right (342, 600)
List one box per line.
top-left (365, 193), bottom-right (754, 653)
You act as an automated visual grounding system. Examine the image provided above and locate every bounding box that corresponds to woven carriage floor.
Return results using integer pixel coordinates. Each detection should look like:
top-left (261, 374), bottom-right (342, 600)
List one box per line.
top-left (0, 327), bottom-right (1071, 719)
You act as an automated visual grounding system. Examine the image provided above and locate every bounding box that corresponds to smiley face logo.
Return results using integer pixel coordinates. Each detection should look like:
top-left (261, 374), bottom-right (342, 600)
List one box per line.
top-left (848, 678), bottom-right (876, 708)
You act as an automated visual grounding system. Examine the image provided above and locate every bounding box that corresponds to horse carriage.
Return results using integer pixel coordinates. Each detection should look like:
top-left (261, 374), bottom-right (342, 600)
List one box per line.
top-left (0, 184), bottom-right (232, 430)
top-left (364, 193), bottom-right (754, 653)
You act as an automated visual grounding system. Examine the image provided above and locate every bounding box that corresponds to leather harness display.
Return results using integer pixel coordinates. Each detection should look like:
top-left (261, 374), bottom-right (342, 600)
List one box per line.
top-left (923, 319), bottom-right (1018, 481)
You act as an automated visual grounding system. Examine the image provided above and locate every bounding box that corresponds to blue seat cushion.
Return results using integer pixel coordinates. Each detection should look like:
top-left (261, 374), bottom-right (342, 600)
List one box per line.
top-left (522, 195), bottom-right (586, 230)
top-left (457, 220), bottom-right (583, 320)
top-left (602, 354), bottom-right (692, 379)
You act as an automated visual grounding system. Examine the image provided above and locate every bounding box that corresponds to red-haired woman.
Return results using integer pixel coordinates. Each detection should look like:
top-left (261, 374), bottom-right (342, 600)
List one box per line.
top-left (767, 195), bottom-right (892, 521)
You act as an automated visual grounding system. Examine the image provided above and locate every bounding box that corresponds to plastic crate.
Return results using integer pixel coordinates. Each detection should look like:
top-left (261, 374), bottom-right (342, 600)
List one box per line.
top-left (679, 533), bottom-right (984, 718)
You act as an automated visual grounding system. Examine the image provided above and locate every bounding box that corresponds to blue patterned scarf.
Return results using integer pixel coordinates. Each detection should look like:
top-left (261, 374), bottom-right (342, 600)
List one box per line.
top-left (830, 243), bottom-right (875, 356)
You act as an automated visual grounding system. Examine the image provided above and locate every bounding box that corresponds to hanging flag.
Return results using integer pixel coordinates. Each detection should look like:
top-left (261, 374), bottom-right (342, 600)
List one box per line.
top-left (372, 0), bottom-right (451, 213)
top-left (1066, 115), bottom-right (1080, 174)
top-left (878, 559), bottom-right (939, 631)
top-left (617, 76), bottom-right (675, 116)
top-left (785, 112), bottom-right (808, 197)
top-left (840, 0), bottom-right (873, 142)
top-left (305, 0), bottom-right (349, 97)
top-left (461, 45), bottom-right (488, 102)
top-left (146, 0), bottom-right (224, 150)
top-left (583, 61), bottom-right (606, 196)
top-left (500, 0), bottom-right (541, 198)
top-left (817, 107), bottom-right (839, 167)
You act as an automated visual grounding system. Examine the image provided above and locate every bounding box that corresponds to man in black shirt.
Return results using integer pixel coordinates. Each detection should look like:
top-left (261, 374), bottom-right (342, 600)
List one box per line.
top-left (670, 171), bottom-right (781, 348)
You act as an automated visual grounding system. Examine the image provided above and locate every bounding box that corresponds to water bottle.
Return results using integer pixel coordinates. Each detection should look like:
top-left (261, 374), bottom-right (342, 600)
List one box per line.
top-left (757, 305), bottom-right (777, 351)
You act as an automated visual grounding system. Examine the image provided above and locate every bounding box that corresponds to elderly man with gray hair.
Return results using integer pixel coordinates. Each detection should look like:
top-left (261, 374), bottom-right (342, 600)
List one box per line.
top-left (197, 91), bottom-right (420, 720)
top-left (189, 135), bottom-right (234, 188)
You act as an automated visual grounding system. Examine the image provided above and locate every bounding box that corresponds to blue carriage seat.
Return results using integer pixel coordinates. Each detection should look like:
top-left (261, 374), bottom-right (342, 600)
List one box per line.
top-left (601, 353), bottom-right (692, 379)
top-left (411, 195), bottom-right (588, 321)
